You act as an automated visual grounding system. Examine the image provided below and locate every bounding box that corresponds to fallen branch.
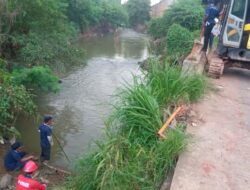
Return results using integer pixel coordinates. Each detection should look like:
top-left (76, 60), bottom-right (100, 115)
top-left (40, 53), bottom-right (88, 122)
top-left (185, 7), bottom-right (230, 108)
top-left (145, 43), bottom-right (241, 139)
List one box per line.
top-left (42, 162), bottom-right (71, 175)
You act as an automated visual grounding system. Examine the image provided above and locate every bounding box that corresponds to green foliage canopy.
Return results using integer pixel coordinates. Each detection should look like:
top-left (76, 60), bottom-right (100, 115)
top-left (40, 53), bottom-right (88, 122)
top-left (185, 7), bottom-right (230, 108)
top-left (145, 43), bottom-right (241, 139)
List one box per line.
top-left (126, 0), bottom-right (151, 27)
top-left (67, 0), bottom-right (128, 33)
top-left (12, 66), bottom-right (60, 93)
top-left (0, 0), bottom-right (84, 66)
top-left (148, 0), bottom-right (204, 38)
top-left (0, 67), bottom-right (35, 139)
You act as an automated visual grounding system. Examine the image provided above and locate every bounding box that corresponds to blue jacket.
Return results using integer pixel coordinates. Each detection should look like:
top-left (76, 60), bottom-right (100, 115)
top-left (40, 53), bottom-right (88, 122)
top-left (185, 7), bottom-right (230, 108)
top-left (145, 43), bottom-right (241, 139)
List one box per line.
top-left (4, 150), bottom-right (26, 170)
top-left (39, 124), bottom-right (52, 148)
top-left (205, 4), bottom-right (219, 25)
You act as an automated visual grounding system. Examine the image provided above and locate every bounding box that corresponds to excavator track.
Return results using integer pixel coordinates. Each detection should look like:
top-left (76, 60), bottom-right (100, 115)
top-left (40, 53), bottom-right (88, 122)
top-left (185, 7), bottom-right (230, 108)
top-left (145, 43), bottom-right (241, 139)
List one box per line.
top-left (208, 56), bottom-right (224, 79)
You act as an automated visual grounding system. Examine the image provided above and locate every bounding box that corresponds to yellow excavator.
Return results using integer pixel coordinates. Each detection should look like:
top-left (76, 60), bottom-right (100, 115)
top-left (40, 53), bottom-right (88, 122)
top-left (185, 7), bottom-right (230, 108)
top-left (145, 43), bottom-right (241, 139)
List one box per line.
top-left (183, 0), bottom-right (250, 78)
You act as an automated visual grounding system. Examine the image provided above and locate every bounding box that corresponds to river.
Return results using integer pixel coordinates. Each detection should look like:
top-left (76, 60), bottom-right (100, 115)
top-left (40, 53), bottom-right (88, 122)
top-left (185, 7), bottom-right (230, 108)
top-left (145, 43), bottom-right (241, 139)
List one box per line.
top-left (15, 29), bottom-right (149, 168)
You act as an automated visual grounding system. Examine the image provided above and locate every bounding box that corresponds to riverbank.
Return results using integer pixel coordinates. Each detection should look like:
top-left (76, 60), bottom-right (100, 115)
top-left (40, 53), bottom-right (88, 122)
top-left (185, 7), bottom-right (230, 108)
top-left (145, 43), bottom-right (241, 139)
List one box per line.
top-left (13, 29), bottom-right (148, 168)
top-left (0, 29), bottom-right (149, 189)
top-left (0, 144), bottom-right (68, 189)
top-left (67, 58), bottom-right (207, 189)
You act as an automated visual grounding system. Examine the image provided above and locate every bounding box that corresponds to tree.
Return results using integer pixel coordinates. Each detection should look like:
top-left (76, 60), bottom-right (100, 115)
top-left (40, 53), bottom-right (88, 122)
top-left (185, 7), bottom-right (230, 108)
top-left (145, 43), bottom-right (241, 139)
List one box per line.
top-left (148, 0), bottom-right (203, 39)
top-left (67, 0), bottom-right (103, 33)
top-left (100, 2), bottom-right (128, 28)
top-left (0, 0), bottom-right (81, 139)
top-left (67, 0), bottom-right (128, 33)
top-left (126, 0), bottom-right (151, 27)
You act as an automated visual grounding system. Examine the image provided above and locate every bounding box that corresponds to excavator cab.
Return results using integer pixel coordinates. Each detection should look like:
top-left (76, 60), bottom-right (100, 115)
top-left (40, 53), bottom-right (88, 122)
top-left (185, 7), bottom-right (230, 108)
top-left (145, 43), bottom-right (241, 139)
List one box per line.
top-left (218, 0), bottom-right (250, 62)
top-left (204, 0), bottom-right (250, 78)
top-left (182, 0), bottom-right (250, 78)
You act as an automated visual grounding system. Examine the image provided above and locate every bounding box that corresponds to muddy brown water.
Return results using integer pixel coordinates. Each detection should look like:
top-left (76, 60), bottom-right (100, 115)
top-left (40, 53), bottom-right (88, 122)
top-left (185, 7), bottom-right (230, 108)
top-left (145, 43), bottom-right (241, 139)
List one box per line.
top-left (1, 29), bottom-right (149, 171)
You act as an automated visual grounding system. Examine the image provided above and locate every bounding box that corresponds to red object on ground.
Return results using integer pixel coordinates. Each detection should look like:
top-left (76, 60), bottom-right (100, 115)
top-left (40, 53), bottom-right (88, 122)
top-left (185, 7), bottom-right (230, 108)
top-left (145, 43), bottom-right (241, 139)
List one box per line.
top-left (23, 161), bottom-right (38, 173)
top-left (16, 175), bottom-right (46, 190)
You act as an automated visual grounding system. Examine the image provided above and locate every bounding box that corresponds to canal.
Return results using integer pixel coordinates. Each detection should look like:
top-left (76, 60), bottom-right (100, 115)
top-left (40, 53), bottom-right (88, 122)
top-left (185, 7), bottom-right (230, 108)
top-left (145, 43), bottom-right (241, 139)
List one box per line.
top-left (16, 29), bottom-right (149, 168)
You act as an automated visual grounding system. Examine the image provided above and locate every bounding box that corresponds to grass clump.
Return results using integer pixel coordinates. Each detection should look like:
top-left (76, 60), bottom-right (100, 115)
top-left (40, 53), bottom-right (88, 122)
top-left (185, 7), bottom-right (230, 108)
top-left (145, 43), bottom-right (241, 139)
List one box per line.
top-left (68, 59), bottom-right (207, 190)
top-left (111, 80), bottom-right (162, 146)
top-left (68, 128), bottom-right (187, 190)
top-left (146, 58), bottom-right (207, 107)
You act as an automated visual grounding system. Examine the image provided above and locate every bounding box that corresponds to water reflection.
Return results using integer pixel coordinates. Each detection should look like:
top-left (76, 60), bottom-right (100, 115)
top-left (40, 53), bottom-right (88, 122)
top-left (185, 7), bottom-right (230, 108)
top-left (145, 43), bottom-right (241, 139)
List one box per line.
top-left (16, 29), bottom-right (149, 168)
top-left (81, 29), bottom-right (148, 59)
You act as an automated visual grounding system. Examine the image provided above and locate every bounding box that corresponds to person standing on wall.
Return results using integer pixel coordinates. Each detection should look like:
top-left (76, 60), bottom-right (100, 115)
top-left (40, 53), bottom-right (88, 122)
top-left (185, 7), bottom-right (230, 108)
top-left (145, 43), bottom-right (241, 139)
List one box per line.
top-left (38, 115), bottom-right (54, 162)
top-left (201, 0), bottom-right (220, 52)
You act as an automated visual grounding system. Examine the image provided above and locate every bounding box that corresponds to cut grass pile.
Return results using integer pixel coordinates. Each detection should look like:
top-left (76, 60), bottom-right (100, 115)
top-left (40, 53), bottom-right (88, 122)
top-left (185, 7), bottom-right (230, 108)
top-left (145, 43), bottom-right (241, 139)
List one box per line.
top-left (67, 58), bottom-right (207, 190)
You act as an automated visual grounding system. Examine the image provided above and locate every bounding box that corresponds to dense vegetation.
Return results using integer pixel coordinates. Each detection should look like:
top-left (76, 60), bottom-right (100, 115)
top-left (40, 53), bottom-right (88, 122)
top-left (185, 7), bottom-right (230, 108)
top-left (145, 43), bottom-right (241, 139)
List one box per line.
top-left (166, 24), bottom-right (196, 61)
top-left (67, 0), bottom-right (128, 33)
top-left (126, 0), bottom-right (151, 27)
top-left (148, 0), bottom-right (203, 59)
top-left (0, 0), bottom-right (130, 140)
top-left (0, 61), bottom-right (35, 140)
top-left (68, 58), bottom-right (207, 189)
top-left (148, 0), bottom-right (203, 39)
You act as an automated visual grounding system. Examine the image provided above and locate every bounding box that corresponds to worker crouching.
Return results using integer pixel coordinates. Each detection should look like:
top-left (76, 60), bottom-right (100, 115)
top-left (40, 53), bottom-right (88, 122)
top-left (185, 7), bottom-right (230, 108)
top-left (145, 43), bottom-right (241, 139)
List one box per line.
top-left (16, 161), bottom-right (47, 190)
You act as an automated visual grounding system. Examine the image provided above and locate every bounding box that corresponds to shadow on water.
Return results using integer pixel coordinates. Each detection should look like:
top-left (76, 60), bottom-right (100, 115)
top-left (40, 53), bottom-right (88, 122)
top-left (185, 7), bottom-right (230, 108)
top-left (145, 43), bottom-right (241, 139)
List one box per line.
top-left (14, 29), bottom-right (149, 168)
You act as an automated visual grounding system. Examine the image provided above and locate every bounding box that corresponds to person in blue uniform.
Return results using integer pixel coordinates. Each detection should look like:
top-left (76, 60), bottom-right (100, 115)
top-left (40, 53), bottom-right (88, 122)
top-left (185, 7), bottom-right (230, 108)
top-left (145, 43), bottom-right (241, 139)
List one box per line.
top-left (4, 142), bottom-right (36, 171)
top-left (39, 115), bottom-right (54, 162)
top-left (202, 0), bottom-right (220, 52)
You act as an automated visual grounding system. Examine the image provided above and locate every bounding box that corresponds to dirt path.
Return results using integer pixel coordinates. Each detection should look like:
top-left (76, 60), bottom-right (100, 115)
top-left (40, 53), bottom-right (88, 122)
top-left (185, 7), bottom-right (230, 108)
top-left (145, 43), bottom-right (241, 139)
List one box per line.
top-left (170, 68), bottom-right (250, 190)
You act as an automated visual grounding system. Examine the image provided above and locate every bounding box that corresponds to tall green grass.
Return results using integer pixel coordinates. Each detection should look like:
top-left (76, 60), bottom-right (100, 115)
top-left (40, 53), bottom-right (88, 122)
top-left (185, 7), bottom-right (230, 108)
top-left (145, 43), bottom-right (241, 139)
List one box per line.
top-left (68, 129), bottom-right (187, 190)
top-left (146, 58), bottom-right (207, 107)
top-left (111, 79), bottom-right (162, 146)
top-left (67, 59), bottom-right (207, 190)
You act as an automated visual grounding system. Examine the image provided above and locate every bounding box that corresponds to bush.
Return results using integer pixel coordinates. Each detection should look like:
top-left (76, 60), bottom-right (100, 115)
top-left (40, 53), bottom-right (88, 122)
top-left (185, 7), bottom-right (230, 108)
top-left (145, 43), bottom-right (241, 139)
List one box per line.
top-left (147, 18), bottom-right (166, 39)
top-left (166, 24), bottom-right (195, 61)
top-left (16, 31), bottom-right (84, 67)
top-left (0, 70), bottom-right (35, 139)
top-left (12, 66), bottom-right (60, 92)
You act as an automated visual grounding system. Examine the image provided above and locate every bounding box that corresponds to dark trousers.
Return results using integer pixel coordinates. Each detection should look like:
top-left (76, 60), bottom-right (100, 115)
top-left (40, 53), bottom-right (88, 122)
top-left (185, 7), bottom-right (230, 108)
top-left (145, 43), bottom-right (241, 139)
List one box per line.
top-left (40, 146), bottom-right (51, 161)
top-left (202, 23), bottom-right (215, 51)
